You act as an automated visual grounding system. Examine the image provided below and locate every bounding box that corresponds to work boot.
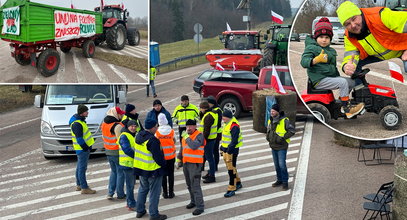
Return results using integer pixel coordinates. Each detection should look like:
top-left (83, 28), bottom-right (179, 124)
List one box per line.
top-left (272, 181), bottom-right (283, 187)
top-left (106, 194), bottom-right (113, 200)
top-left (153, 94), bottom-right (158, 98)
top-left (236, 182), bottom-right (243, 190)
top-left (203, 175), bottom-right (216, 183)
top-left (136, 210), bottom-right (147, 218)
top-left (186, 203), bottom-right (196, 209)
top-left (282, 182), bottom-right (289, 190)
top-left (192, 209), bottom-right (204, 216)
top-left (117, 195), bottom-right (126, 200)
top-left (201, 173), bottom-right (210, 180)
top-left (76, 186), bottom-right (81, 191)
top-left (162, 192), bottom-right (169, 199)
top-left (342, 102), bottom-right (365, 119)
top-left (168, 191), bottom-right (175, 198)
top-left (150, 214), bottom-right (167, 220)
top-left (81, 188), bottom-right (96, 194)
top-left (224, 190), bottom-right (235, 197)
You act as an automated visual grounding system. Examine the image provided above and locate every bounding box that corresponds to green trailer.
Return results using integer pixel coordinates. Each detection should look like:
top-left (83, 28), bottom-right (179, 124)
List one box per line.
top-left (0, 0), bottom-right (103, 76)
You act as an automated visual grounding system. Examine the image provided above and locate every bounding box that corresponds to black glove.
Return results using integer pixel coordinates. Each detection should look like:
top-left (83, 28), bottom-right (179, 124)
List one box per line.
top-left (80, 143), bottom-right (89, 152)
top-left (276, 136), bottom-right (285, 144)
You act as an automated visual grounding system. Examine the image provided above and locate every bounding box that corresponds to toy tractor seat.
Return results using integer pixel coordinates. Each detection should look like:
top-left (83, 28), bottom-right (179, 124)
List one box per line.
top-left (307, 79), bottom-right (332, 94)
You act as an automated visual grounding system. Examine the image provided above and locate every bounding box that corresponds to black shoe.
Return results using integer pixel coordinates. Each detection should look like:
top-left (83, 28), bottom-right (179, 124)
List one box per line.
top-left (201, 173), bottom-right (210, 180)
top-left (186, 203), bottom-right (196, 209)
top-left (272, 181), bottom-right (283, 187)
top-left (150, 214), bottom-right (167, 220)
top-left (168, 191), bottom-right (175, 198)
top-left (153, 94), bottom-right (157, 98)
top-left (236, 182), bottom-right (243, 190)
top-left (224, 190), bottom-right (235, 197)
top-left (162, 192), bottom-right (169, 199)
top-left (282, 183), bottom-right (289, 190)
top-left (192, 209), bottom-right (204, 216)
top-left (203, 176), bottom-right (216, 183)
top-left (136, 210), bottom-right (147, 218)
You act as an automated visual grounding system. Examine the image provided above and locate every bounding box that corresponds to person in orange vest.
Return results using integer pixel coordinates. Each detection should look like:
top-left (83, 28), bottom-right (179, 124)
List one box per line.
top-left (176, 119), bottom-right (205, 216)
top-left (337, 1), bottom-right (407, 75)
top-left (101, 106), bottom-right (126, 200)
top-left (155, 113), bottom-right (176, 199)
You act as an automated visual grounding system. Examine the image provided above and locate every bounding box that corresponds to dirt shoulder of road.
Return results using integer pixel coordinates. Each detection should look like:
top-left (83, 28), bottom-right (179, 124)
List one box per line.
top-left (95, 51), bottom-right (148, 73)
top-left (0, 86), bottom-right (45, 114)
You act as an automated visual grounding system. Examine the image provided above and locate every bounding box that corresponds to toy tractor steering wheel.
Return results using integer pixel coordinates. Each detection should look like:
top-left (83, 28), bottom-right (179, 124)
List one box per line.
top-left (351, 68), bottom-right (370, 79)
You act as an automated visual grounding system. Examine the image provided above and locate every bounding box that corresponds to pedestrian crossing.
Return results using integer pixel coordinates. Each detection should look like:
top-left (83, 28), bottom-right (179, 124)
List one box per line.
top-left (0, 118), bottom-right (308, 220)
top-left (96, 44), bottom-right (148, 59)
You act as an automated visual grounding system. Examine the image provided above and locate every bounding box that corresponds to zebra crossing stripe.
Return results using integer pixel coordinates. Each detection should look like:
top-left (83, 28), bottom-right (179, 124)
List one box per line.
top-left (107, 64), bottom-right (131, 82)
top-left (72, 51), bottom-right (86, 83)
top-left (120, 49), bottom-right (143, 58)
top-left (87, 58), bottom-right (109, 83)
top-left (224, 203), bottom-right (288, 220)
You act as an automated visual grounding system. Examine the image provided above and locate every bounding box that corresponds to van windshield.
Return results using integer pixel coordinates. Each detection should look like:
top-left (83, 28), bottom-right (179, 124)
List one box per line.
top-left (45, 85), bottom-right (113, 105)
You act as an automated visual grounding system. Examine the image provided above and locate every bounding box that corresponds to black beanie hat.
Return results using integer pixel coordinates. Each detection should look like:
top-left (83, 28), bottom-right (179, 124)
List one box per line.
top-left (186, 119), bottom-right (196, 125)
top-left (125, 104), bottom-right (136, 113)
top-left (207, 96), bottom-right (217, 105)
top-left (272, 103), bottom-right (280, 112)
top-left (77, 104), bottom-right (88, 115)
top-left (222, 109), bottom-right (233, 118)
top-left (153, 99), bottom-right (162, 106)
top-left (127, 120), bottom-right (137, 127)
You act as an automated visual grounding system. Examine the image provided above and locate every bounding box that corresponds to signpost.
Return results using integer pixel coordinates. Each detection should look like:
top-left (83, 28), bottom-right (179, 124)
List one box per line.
top-left (193, 23), bottom-right (203, 54)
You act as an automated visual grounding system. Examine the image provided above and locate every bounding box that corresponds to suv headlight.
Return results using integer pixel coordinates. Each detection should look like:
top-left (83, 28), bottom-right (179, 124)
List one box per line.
top-left (41, 121), bottom-right (55, 136)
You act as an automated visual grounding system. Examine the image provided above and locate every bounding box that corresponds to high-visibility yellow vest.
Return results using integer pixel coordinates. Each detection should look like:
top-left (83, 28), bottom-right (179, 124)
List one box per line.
top-left (133, 139), bottom-right (161, 171)
top-left (213, 107), bottom-right (223, 134)
top-left (70, 120), bottom-right (95, 150)
top-left (118, 132), bottom-right (135, 168)
top-left (221, 117), bottom-right (243, 149)
top-left (150, 67), bottom-right (157, 80)
top-left (268, 117), bottom-right (291, 143)
top-left (121, 115), bottom-right (141, 132)
top-left (172, 104), bottom-right (199, 127)
top-left (198, 111), bottom-right (218, 140)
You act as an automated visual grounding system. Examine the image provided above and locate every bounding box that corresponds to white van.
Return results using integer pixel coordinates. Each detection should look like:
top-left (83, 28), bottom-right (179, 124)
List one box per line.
top-left (34, 85), bottom-right (127, 159)
top-left (312, 17), bottom-right (345, 44)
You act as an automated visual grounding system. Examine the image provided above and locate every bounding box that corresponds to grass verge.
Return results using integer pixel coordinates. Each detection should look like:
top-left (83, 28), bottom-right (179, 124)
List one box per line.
top-left (0, 86), bottom-right (46, 114)
top-left (95, 52), bottom-right (147, 73)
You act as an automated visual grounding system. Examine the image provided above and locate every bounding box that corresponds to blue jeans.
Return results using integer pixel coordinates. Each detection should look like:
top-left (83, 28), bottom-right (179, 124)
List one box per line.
top-left (271, 149), bottom-right (288, 183)
top-left (204, 139), bottom-right (216, 176)
top-left (122, 168), bottom-right (136, 208)
top-left (107, 155), bottom-right (125, 197)
top-left (76, 150), bottom-right (90, 189)
top-left (136, 175), bottom-right (163, 217)
top-left (147, 80), bottom-right (156, 96)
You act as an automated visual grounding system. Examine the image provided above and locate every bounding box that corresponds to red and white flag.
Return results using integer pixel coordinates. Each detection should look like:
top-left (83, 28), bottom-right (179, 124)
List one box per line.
top-left (121, 2), bottom-right (125, 10)
top-left (232, 62), bottom-right (237, 71)
top-left (226, 22), bottom-right (232, 31)
top-left (271, 10), bottom-right (283, 24)
top-left (100, 0), bottom-right (104, 11)
top-left (70, 0), bottom-right (75, 9)
top-left (271, 65), bottom-right (286, 94)
top-left (389, 61), bottom-right (404, 83)
top-left (215, 63), bottom-right (225, 71)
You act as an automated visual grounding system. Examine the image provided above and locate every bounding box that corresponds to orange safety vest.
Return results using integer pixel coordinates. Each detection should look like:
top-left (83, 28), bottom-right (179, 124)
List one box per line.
top-left (345, 7), bottom-right (407, 60)
top-left (156, 130), bottom-right (176, 160)
top-left (181, 130), bottom-right (205, 164)
top-left (101, 122), bottom-right (123, 150)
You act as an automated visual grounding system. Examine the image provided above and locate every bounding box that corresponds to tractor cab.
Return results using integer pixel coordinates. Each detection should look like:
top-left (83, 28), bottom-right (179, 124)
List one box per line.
top-left (384, 0), bottom-right (407, 10)
top-left (94, 5), bottom-right (129, 24)
top-left (261, 24), bottom-right (291, 66)
top-left (219, 31), bottom-right (261, 50)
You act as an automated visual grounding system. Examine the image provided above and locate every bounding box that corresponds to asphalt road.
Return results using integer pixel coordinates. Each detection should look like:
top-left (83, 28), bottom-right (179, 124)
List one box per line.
top-left (289, 41), bottom-right (407, 140)
top-left (0, 39), bottom-right (148, 83)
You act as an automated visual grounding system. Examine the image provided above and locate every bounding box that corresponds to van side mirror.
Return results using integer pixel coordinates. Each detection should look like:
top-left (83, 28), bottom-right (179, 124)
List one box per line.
top-left (34, 95), bottom-right (43, 108)
top-left (118, 91), bottom-right (126, 104)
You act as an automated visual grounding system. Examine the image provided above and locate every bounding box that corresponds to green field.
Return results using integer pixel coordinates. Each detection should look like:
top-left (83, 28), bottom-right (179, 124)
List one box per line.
top-left (0, 86), bottom-right (46, 114)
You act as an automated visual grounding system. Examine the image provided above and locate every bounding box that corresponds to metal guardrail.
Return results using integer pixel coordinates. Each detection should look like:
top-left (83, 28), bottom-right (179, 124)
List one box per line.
top-left (155, 52), bottom-right (207, 70)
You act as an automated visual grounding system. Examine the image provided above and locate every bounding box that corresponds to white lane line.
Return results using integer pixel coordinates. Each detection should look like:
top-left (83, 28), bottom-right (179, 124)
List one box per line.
top-left (111, 50), bottom-right (125, 56)
top-left (224, 203), bottom-right (288, 220)
top-left (0, 117), bottom-right (41, 132)
top-left (288, 118), bottom-right (313, 220)
top-left (87, 58), bottom-right (108, 83)
top-left (137, 73), bottom-right (148, 81)
top-left (56, 52), bottom-right (65, 83)
top-left (107, 64), bottom-right (130, 82)
top-left (126, 46), bottom-right (148, 53)
top-left (167, 190), bottom-right (291, 220)
top-left (72, 51), bottom-right (85, 83)
top-left (0, 148), bottom-right (41, 167)
top-left (98, 47), bottom-right (108, 53)
top-left (120, 49), bottom-right (143, 58)
top-left (124, 47), bottom-right (148, 57)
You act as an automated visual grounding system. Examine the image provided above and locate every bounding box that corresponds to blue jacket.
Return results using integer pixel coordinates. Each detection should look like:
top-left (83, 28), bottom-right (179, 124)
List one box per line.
top-left (146, 107), bottom-right (173, 128)
top-left (69, 114), bottom-right (91, 155)
top-left (119, 127), bottom-right (136, 170)
top-left (133, 130), bottom-right (166, 177)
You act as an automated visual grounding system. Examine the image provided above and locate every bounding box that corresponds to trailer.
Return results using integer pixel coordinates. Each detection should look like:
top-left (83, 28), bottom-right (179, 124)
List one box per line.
top-left (0, 0), bottom-right (103, 77)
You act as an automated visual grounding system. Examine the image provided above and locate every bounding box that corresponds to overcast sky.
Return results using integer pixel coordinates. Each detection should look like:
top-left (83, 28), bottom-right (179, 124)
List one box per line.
top-left (1, 0), bottom-right (148, 18)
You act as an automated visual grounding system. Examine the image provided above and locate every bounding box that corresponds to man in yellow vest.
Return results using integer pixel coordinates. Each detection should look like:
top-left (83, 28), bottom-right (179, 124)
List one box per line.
top-left (122, 104), bottom-right (144, 132)
top-left (220, 110), bottom-right (243, 198)
top-left (101, 107), bottom-right (126, 200)
top-left (69, 104), bottom-right (96, 194)
top-left (172, 95), bottom-right (199, 146)
top-left (207, 96), bottom-right (222, 172)
top-left (266, 104), bottom-right (295, 190)
top-left (176, 119), bottom-right (205, 216)
top-left (118, 120), bottom-right (138, 211)
top-left (337, 1), bottom-right (407, 76)
top-left (134, 118), bottom-right (167, 220)
top-left (198, 101), bottom-right (218, 184)
top-left (147, 64), bottom-right (158, 98)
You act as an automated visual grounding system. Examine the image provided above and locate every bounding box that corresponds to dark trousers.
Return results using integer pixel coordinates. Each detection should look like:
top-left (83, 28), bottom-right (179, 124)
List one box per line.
top-left (162, 158), bottom-right (175, 195)
top-left (213, 138), bottom-right (220, 171)
top-left (178, 126), bottom-right (186, 146)
top-left (183, 162), bottom-right (204, 210)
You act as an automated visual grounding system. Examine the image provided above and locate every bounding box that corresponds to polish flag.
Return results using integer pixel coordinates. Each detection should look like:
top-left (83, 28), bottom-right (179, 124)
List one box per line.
top-left (389, 61), bottom-right (404, 83)
top-left (232, 62), bottom-right (237, 71)
top-left (70, 0), bottom-right (75, 9)
top-left (271, 65), bottom-right (286, 94)
top-left (271, 10), bottom-right (284, 24)
top-left (226, 22), bottom-right (232, 31)
top-left (215, 63), bottom-right (225, 71)
top-left (121, 2), bottom-right (125, 10)
top-left (100, 0), bottom-right (104, 11)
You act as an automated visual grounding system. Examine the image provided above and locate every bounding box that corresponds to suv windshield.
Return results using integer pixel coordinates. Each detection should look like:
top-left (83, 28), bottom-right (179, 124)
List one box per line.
top-left (46, 85), bottom-right (113, 105)
top-left (225, 34), bottom-right (257, 50)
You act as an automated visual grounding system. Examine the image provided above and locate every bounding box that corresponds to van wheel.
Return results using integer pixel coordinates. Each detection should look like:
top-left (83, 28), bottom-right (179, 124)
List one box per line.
top-left (307, 103), bottom-right (331, 124)
top-left (379, 105), bottom-right (402, 130)
top-left (220, 97), bottom-right (242, 118)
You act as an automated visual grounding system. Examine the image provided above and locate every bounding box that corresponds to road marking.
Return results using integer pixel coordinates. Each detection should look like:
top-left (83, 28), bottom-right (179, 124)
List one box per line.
top-left (288, 118), bottom-right (313, 220)
top-left (107, 64), bottom-right (130, 82)
top-left (87, 58), bottom-right (108, 83)
top-left (120, 49), bottom-right (143, 58)
top-left (0, 148), bottom-right (41, 167)
top-left (224, 203), bottom-right (288, 220)
top-left (0, 117), bottom-right (40, 132)
top-left (56, 52), bottom-right (65, 83)
top-left (138, 73), bottom-right (148, 81)
top-left (72, 51), bottom-right (85, 83)
top-left (98, 47), bottom-right (108, 53)
top-left (124, 47), bottom-right (148, 57)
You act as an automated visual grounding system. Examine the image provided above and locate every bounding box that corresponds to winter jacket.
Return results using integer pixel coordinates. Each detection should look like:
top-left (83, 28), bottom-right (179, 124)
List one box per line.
top-left (301, 36), bottom-right (340, 86)
top-left (200, 110), bottom-right (215, 140)
top-left (103, 113), bottom-right (124, 156)
top-left (133, 130), bottom-right (166, 177)
top-left (122, 112), bottom-right (144, 131)
top-left (69, 114), bottom-right (92, 155)
top-left (266, 112), bottom-right (295, 150)
top-left (146, 107), bottom-right (173, 128)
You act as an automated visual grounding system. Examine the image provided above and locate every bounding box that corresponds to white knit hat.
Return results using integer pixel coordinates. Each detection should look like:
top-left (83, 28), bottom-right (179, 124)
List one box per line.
top-left (158, 113), bottom-right (168, 126)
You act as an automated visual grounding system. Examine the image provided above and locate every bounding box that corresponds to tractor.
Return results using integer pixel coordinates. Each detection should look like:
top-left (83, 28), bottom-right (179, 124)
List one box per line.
top-left (94, 4), bottom-right (140, 50)
top-left (261, 24), bottom-right (291, 67)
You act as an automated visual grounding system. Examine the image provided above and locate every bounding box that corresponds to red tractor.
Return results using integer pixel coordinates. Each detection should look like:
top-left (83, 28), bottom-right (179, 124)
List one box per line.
top-left (94, 4), bottom-right (140, 50)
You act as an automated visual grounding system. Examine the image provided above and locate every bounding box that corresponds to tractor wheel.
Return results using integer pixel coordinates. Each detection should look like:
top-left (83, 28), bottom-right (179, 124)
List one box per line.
top-left (261, 47), bottom-right (274, 68)
top-left (37, 48), bottom-right (60, 77)
top-left (379, 105), bottom-right (402, 130)
top-left (15, 46), bottom-right (31, 66)
top-left (106, 23), bottom-right (127, 50)
top-left (307, 103), bottom-right (331, 124)
top-left (127, 28), bottom-right (140, 46)
top-left (60, 46), bottom-right (71, 53)
top-left (82, 40), bottom-right (96, 58)
top-left (220, 97), bottom-right (242, 118)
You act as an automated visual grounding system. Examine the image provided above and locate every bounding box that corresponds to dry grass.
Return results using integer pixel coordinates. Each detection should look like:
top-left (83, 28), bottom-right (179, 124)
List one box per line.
top-left (95, 52), bottom-right (147, 73)
top-left (0, 86), bottom-right (46, 114)
top-left (139, 30), bottom-right (148, 39)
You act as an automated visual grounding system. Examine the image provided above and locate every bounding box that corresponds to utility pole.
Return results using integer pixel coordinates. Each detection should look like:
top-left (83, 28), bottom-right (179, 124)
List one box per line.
top-left (237, 0), bottom-right (252, 30)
